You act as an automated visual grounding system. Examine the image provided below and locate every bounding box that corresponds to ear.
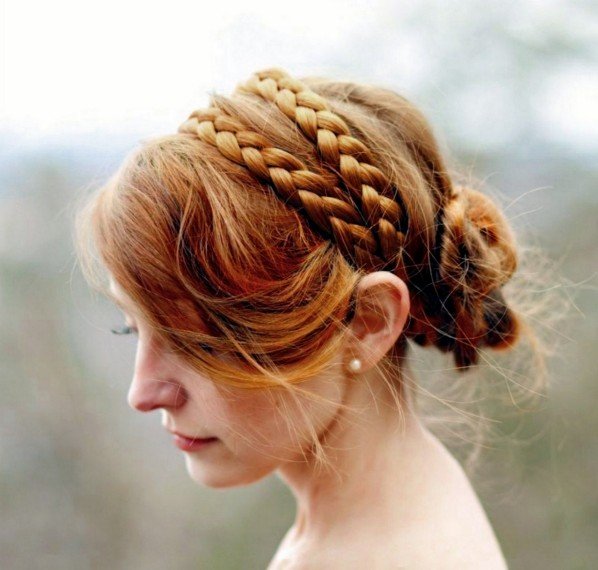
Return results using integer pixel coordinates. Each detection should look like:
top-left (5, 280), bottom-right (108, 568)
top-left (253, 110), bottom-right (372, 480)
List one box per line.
top-left (345, 272), bottom-right (410, 372)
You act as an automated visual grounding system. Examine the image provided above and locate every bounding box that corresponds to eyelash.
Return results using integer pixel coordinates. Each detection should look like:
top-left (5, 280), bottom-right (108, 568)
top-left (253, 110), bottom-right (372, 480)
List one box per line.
top-left (110, 324), bottom-right (215, 354)
top-left (110, 325), bottom-right (138, 335)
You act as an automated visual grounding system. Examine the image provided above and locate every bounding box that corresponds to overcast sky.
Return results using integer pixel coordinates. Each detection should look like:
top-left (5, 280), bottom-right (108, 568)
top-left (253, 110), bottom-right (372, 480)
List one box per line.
top-left (1, 0), bottom-right (596, 153)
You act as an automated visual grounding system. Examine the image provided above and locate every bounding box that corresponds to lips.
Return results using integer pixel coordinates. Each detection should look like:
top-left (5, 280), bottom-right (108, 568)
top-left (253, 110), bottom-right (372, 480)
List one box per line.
top-left (170, 431), bottom-right (219, 452)
top-left (171, 430), bottom-right (215, 440)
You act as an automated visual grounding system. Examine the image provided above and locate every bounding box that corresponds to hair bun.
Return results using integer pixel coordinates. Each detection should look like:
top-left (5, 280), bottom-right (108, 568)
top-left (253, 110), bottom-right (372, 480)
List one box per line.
top-left (412, 185), bottom-right (521, 368)
top-left (439, 185), bottom-right (517, 293)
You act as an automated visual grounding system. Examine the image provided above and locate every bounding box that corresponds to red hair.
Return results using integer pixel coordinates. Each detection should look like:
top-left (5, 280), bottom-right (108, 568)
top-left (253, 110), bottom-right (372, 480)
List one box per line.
top-left (74, 68), bottom-right (538, 400)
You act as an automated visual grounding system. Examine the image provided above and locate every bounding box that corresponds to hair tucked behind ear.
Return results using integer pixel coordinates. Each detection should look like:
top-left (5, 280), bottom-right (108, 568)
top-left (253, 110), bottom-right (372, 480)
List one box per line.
top-left (74, 66), bottom-right (541, 393)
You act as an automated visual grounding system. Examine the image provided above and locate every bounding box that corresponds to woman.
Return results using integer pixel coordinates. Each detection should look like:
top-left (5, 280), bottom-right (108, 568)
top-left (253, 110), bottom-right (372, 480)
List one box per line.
top-left (74, 68), bottom-right (536, 568)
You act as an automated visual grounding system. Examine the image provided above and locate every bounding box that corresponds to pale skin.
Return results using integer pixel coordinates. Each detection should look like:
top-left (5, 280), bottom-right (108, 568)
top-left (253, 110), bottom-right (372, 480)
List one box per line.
top-left (109, 272), bottom-right (508, 569)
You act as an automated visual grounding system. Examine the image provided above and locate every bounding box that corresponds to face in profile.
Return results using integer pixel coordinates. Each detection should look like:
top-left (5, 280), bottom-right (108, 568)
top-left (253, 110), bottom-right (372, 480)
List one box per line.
top-left (109, 280), bottom-right (347, 489)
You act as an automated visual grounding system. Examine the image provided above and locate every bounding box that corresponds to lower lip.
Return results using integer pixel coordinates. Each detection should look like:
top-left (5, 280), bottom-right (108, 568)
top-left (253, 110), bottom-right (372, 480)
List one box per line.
top-left (173, 435), bottom-right (219, 452)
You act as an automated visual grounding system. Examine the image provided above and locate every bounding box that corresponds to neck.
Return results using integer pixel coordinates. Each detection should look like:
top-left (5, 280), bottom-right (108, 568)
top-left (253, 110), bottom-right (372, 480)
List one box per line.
top-left (275, 364), bottom-right (447, 545)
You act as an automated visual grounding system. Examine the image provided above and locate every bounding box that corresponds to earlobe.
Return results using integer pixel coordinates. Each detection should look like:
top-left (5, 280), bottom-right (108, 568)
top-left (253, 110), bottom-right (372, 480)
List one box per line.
top-left (346, 272), bottom-right (410, 372)
top-left (347, 357), bottom-right (363, 374)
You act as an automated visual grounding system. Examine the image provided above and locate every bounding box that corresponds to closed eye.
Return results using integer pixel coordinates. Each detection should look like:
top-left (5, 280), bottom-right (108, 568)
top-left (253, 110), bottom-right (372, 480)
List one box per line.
top-left (111, 325), bottom-right (138, 335)
top-left (110, 324), bottom-right (216, 356)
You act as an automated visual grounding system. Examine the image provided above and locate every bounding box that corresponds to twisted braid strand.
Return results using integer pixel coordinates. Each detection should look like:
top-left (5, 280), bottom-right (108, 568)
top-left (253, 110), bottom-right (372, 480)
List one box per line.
top-left (235, 68), bottom-right (408, 270)
top-left (178, 101), bottom-right (406, 277)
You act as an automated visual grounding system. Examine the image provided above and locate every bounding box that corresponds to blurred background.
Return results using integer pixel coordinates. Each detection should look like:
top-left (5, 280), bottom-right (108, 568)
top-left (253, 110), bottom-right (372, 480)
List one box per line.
top-left (1, 0), bottom-right (596, 568)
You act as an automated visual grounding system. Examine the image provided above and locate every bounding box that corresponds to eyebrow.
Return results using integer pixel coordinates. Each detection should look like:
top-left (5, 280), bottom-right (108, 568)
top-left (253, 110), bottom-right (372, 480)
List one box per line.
top-left (109, 296), bottom-right (129, 315)
top-left (107, 288), bottom-right (133, 314)
top-left (111, 296), bottom-right (127, 310)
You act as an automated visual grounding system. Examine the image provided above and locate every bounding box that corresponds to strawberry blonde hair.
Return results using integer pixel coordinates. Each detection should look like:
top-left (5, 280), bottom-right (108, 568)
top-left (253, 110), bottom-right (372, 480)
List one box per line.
top-left (74, 68), bottom-right (554, 471)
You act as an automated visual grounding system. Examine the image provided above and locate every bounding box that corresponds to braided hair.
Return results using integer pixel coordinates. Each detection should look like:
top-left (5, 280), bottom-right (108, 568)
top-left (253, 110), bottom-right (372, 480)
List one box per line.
top-left (76, 67), bottom-right (523, 390)
top-left (177, 68), bottom-right (520, 369)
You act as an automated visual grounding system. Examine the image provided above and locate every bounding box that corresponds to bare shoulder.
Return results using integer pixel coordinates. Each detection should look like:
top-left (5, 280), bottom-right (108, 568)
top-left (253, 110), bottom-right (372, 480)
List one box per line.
top-left (383, 429), bottom-right (511, 568)
top-left (269, 433), bottom-right (510, 569)
top-left (383, 522), bottom-right (509, 569)
top-left (269, 526), bottom-right (508, 570)
top-left (341, 515), bottom-right (507, 569)
top-left (269, 535), bottom-right (507, 570)
top-left (268, 486), bottom-right (509, 570)
top-left (269, 508), bottom-right (508, 570)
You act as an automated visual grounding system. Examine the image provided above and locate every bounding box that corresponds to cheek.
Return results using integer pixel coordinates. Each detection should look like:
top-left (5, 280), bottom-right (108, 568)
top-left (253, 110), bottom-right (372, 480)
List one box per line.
top-left (218, 376), bottom-right (346, 458)
top-left (221, 390), bottom-right (295, 450)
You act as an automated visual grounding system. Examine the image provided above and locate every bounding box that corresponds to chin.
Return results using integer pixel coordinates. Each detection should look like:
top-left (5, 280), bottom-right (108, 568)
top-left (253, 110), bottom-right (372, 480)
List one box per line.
top-left (184, 454), bottom-right (277, 489)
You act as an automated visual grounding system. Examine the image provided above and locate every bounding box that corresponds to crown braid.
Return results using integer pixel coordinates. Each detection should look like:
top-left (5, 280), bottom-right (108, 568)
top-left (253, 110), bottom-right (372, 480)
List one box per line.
top-left (235, 69), bottom-right (409, 272)
top-left (177, 67), bottom-right (520, 369)
top-left (235, 69), bottom-right (404, 203)
top-left (178, 76), bottom-right (407, 278)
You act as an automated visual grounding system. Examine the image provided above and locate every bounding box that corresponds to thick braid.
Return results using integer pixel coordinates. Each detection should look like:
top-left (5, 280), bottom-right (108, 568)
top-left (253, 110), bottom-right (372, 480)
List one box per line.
top-left (177, 106), bottom-right (400, 273)
top-left (235, 68), bottom-right (408, 271)
top-left (235, 69), bottom-right (395, 198)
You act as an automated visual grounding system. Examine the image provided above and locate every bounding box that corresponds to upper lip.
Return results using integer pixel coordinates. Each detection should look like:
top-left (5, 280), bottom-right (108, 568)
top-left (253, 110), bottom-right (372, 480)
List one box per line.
top-left (169, 429), bottom-right (216, 441)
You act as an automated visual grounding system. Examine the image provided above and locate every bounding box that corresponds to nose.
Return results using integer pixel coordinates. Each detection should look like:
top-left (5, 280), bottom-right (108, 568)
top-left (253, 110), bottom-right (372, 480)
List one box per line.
top-left (127, 333), bottom-right (188, 412)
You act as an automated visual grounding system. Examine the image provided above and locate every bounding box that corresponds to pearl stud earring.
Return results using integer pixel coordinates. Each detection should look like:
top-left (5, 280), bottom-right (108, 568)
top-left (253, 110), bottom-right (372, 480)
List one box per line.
top-left (348, 357), bottom-right (362, 373)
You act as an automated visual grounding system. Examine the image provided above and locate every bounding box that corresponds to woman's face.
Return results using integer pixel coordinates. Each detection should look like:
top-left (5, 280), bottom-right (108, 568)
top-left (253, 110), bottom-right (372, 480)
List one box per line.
top-left (109, 281), bottom-right (347, 489)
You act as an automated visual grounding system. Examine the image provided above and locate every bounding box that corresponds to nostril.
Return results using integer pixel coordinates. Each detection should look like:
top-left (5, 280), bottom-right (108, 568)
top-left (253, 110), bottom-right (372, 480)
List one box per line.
top-left (127, 385), bottom-right (157, 412)
top-left (127, 377), bottom-right (187, 412)
top-left (131, 397), bottom-right (161, 413)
